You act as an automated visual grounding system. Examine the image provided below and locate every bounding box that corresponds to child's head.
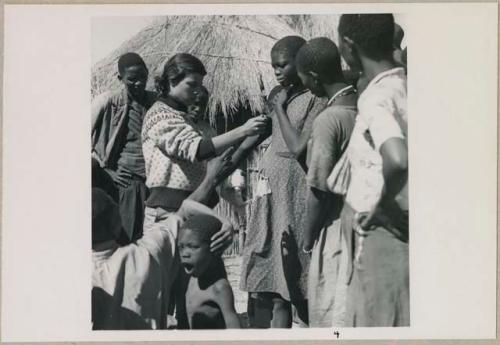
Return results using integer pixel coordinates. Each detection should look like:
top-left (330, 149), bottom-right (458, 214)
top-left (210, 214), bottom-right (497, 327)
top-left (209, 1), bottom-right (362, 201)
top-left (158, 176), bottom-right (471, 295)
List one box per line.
top-left (188, 85), bottom-right (209, 118)
top-left (338, 14), bottom-right (395, 69)
top-left (92, 188), bottom-right (121, 248)
top-left (117, 52), bottom-right (149, 100)
top-left (178, 214), bottom-right (222, 278)
top-left (271, 36), bottom-right (306, 87)
top-left (155, 53), bottom-right (207, 107)
top-left (295, 37), bottom-right (344, 97)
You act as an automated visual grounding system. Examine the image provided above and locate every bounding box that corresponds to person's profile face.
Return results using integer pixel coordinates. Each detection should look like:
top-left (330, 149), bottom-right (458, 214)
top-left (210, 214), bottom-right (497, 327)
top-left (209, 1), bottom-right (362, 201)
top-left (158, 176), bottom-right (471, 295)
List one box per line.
top-left (119, 65), bottom-right (148, 99)
top-left (271, 51), bottom-right (299, 87)
top-left (297, 69), bottom-right (325, 97)
top-left (178, 229), bottom-right (212, 278)
top-left (339, 37), bottom-right (361, 72)
top-left (169, 73), bottom-right (204, 107)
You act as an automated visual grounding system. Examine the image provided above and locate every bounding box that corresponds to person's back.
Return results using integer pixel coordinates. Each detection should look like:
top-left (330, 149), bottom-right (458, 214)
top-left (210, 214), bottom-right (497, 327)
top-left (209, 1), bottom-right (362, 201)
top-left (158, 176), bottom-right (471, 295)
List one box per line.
top-left (91, 188), bottom-right (182, 330)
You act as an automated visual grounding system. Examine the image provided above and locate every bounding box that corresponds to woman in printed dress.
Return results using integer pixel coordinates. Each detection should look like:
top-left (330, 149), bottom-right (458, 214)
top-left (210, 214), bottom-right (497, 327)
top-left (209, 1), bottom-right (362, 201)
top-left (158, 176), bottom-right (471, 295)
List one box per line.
top-left (240, 36), bottom-right (327, 328)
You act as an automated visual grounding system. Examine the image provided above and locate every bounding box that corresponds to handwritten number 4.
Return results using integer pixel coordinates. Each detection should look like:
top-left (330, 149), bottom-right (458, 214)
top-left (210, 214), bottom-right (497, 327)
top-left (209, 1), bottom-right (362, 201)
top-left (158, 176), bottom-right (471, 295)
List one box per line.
top-left (333, 331), bottom-right (340, 339)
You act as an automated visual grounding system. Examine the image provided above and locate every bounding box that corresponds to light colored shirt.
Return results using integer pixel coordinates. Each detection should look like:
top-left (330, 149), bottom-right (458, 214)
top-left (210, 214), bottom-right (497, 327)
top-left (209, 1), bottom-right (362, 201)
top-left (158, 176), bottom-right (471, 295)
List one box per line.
top-left (346, 68), bottom-right (408, 212)
top-left (142, 101), bottom-right (216, 191)
top-left (92, 213), bottom-right (181, 329)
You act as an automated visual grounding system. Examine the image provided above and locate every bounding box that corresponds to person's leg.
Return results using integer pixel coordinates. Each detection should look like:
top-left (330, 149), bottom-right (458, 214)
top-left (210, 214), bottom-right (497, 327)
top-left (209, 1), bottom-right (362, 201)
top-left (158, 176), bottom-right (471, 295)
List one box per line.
top-left (191, 303), bottom-right (225, 329)
top-left (246, 293), bottom-right (255, 327)
top-left (292, 299), bottom-right (309, 327)
top-left (351, 227), bottom-right (409, 327)
top-left (132, 179), bottom-right (148, 241)
top-left (117, 182), bottom-right (136, 241)
top-left (270, 293), bottom-right (292, 328)
top-left (249, 292), bottom-right (272, 328)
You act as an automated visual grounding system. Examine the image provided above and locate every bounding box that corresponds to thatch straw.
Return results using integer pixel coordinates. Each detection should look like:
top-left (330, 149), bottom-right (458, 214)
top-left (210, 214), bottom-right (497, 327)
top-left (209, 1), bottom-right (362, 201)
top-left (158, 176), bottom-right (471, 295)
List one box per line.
top-left (282, 14), bottom-right (340, 41)
top-left (91, 15), bottom-right (296, 125)
top-left (283, 14), bottom-right (349, 70)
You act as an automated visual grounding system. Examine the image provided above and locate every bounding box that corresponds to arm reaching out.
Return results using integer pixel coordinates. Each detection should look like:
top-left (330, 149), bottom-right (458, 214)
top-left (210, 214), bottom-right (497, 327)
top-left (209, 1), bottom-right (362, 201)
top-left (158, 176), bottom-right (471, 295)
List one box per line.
top-left (210, 116), bottom-right (270, 155)
top-left (177, 198), bottom-right (234, 254)
top-left (213, 280), bottom-right (241, 328)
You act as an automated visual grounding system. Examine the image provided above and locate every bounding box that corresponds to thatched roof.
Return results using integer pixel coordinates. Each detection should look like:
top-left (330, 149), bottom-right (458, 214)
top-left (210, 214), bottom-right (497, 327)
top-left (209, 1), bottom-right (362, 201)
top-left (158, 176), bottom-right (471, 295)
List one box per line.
top-left (91, 15), bottom-right (297, 124)
top-left (282, 15), bottom-right (339, 41)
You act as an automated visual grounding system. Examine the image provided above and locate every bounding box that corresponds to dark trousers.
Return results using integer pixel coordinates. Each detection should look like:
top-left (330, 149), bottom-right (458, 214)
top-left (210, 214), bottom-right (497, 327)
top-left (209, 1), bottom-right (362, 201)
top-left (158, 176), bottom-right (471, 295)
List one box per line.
top-left (117, 178), bottom-right (148, 243)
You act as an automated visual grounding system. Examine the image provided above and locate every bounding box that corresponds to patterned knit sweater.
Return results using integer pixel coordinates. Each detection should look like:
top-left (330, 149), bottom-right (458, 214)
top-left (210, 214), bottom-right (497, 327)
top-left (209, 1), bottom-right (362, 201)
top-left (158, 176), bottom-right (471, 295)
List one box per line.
top-left (142, 100), bottom-right (216, 192)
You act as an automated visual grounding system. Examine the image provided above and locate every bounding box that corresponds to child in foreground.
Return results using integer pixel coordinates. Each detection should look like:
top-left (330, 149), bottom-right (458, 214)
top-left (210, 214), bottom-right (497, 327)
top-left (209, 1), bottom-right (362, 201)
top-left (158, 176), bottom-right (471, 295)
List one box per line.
top-left (177, 211), bottom-right (241, 329)
top-left (92, 150), bottom-right (235, 330)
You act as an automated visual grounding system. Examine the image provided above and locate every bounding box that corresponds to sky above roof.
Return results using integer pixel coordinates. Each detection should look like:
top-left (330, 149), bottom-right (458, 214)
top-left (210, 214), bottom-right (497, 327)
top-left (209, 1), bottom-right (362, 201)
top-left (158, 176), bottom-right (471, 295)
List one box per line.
top-left (91, 14), bottom-right (407, 65)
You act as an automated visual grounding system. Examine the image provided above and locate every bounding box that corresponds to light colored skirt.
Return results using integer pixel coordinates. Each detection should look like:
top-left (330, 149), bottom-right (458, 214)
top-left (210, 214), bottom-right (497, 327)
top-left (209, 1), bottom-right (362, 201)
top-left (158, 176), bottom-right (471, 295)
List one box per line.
top-left (307, 217), bottom-right (349, 327)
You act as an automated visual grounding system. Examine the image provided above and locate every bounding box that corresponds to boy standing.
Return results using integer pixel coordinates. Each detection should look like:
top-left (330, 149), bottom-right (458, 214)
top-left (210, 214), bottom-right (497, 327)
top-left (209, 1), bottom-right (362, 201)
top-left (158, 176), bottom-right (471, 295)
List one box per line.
top-left (338, 14), bottom-right (409, 327)
top-left (177, 213), bottom-right (241, 329)
top-left (92, 52), bottom-right (156, 242)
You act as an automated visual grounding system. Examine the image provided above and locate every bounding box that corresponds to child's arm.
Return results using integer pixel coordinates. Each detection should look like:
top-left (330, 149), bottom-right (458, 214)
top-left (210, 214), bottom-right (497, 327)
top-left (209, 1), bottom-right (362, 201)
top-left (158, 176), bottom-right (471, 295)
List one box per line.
top-left (177, 199), bottom-right (234, 254)
top-left (213, 280), bottom-right (241, 329)
top-left (215, 125), bottom-right (272, 184)
top-left (187, 147), bottom-right (235, 205)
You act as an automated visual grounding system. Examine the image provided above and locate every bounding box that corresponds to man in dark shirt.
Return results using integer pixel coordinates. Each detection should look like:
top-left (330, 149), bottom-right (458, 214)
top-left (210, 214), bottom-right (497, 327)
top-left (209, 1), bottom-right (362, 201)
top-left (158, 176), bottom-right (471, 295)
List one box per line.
top-left (92, 53), bottom-right (156, 242)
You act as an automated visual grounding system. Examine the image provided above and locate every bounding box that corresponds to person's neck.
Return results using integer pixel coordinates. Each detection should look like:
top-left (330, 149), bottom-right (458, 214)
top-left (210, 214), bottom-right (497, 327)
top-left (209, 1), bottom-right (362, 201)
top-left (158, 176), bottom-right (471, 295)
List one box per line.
top-left (360, 55), bottom-right (398, 85)
top-left (288, 82), bottom-right (306, 96)
top-left (323, 80), bottom-right (350, 101)
top-left (127, 90), bottom-right (147, 105)
top-left (159, 93), bottom-right (187, 112)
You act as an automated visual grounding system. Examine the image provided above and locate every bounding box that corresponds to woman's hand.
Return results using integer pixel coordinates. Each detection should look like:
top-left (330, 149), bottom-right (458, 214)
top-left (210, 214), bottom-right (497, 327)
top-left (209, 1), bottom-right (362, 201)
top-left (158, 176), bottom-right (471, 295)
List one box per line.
top-left (241, 115), bottom-right (269, 137)
top-left (210, 220), bottom-right (234, 254)
top-left (271, 88), bottom-right (288, 111)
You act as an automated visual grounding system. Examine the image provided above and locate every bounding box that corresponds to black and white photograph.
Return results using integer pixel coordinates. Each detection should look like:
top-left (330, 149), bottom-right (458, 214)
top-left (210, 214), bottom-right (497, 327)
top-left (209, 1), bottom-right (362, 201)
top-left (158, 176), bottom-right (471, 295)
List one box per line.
top-left (91, 13), bottom-right (408, 330)
top-left (2, 2), bottom-right (497, 342)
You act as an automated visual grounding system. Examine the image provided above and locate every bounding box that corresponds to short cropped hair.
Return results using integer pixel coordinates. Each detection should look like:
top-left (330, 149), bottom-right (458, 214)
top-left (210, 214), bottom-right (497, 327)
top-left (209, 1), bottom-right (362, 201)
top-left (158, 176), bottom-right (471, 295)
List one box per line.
top-left (339, 14), bottom-right (395, 59)
top-left (295, 37), bottom-right (343, 83)
top-left (117, 52), bottom-right (147, 75)
top-left (271, 35), bottom-right (307, 58)
top-left (181, 213), bottom-right (222, 243)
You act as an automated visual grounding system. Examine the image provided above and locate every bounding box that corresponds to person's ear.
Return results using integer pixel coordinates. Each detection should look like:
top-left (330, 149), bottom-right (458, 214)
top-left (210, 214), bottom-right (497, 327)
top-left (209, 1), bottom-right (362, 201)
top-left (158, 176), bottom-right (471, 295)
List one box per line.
top-left (342, 35), bottom-right (354, 47)
top-left (342, 36), bottom-right (357, 54)
top-left (309, 71), bottom-right (321, 85)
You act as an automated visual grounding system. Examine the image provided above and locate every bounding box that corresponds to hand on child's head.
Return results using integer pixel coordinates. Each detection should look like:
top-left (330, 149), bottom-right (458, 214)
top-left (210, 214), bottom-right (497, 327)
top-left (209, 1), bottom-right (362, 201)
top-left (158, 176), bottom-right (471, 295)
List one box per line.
top-left (210, 220), bottom-right (233, 254)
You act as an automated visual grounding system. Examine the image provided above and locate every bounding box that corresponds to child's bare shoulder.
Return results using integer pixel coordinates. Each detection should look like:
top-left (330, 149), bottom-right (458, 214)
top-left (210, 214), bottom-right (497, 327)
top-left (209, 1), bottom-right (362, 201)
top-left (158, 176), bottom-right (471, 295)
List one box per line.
top-left (212, 278), bottom-right (231, 292)
top-left (211, 278), bottom-right (233, 300)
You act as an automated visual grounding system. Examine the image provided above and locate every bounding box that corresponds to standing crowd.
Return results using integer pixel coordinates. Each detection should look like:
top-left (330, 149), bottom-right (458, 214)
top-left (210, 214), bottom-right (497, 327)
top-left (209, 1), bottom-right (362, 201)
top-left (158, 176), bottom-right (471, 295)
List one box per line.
top-left (91, 13), bottom-right (408, 330)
